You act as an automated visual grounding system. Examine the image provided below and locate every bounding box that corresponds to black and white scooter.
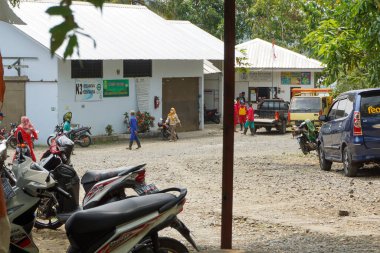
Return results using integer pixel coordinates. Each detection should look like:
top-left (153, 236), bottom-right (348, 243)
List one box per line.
top-left (1, 140), bottom-right (199, 252)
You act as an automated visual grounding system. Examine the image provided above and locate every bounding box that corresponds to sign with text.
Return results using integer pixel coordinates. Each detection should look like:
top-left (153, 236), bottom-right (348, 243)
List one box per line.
top-left (75, 79), bottom-right (102, 102)
top-left (103, 79), bottom-right (129, 97)
top-left (281, 72), bottom-right (311, 85)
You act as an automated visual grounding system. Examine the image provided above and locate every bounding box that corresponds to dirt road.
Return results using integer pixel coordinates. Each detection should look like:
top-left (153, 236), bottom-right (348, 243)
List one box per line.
top-left (30, 125), bottom-right (380, 252)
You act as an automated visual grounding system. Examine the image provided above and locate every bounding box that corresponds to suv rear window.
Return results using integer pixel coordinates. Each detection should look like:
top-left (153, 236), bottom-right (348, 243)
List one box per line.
top-left (259, 101), bottom-right (288, 110)
top-left (361, 93), bottom-right (380, 118)
top-left (290, 97), bottom-right (321, 111)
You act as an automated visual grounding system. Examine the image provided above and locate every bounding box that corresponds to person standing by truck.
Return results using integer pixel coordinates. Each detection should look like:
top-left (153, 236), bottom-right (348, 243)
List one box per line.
top-left (238, 101), bottom-right (247, 131)
top-left (243, 102), bottom-right (255, 135)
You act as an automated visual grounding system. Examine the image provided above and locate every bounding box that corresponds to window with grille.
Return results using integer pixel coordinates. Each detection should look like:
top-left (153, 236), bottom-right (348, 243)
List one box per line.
top-left (71, 60), bottom-right (103, 78)
top-left (123, 60), bottom-right (152, 77)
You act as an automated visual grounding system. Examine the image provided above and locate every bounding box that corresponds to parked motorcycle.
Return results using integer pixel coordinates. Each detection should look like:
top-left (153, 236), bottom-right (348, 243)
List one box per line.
top-left (47, 124), bottom-right (92, 147)
top-left (2, 141), bottom-right (198, 252)
top-left (204, 108), bottom-right (221, 124)
top-left (8, 134), bottom-right (159, 230)
top-left (157, 118), bottom-right (179, 140)
top-left (292, 119), bottom-right (318, 155)
top-left (0, 122), bottom-right (17, 149)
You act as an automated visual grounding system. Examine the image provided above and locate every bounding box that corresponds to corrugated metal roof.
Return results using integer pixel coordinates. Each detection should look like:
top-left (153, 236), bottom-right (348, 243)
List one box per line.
top-left (235, 38), bottom-right (324, 70)
top-left (10, 1), bottom-right (224, 60)
top-left (0, 0), bottom-right (26, 24)
top-left (204, 60), bottom-right (221, 74)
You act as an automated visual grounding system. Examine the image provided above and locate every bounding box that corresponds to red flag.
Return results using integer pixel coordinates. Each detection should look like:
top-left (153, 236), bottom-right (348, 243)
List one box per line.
top-left (272, 39), bottom-right (277, 60)
top-left (0, 51), bottom-right (5, 109)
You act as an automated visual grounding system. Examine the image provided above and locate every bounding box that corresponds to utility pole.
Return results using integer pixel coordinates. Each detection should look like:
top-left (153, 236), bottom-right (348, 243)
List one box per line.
top-left (221, 0), bottom-right (235, 249)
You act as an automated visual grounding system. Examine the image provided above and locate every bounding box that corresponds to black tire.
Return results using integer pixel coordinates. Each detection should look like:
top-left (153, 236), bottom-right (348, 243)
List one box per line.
top-left (162, 130), bottom-right (170, 139)
top-left (77, 134), bottom-right (92, 147)
top-left (34, 197), bottom-right (63, 230)
top-left (318, 143), bottom-right (332, 171)
top-left (299, 137), bottom-right (309, 155)
top-left (136, 237), bottom-right (189, 253)
top-left (343, 147), bottom-right (360, 177)
top-left (47, 136), bottom-right (54, 146)
top-left (265, 126), bottom-right (271, 132)
top-left (8, 136), bottom-right (17, 149)
top-left (280, 121), bottom-right (287, 134)
top-left (212, 116), bottom-right (220, 124)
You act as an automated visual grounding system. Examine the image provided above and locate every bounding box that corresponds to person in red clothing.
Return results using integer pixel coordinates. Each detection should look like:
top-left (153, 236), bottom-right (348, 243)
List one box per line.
top-left (14, 116), bottom-right (38, 161)
top-left (243, 102), bottom-right (255, 135)
top-left (238, 100), bottom-right (247, 131)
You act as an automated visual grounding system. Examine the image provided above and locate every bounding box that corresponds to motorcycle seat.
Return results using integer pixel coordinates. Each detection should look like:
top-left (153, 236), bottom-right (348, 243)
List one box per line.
top-left (67, 127), bottom-right (89, 135)
top-left (65, 193), bottom-right (175, 235)
top-left (81, 164), bottom-right (146, 185)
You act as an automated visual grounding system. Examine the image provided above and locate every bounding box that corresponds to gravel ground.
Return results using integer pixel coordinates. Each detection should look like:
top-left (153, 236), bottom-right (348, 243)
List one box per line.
top-left (26, 124), bottom-right (380, 252)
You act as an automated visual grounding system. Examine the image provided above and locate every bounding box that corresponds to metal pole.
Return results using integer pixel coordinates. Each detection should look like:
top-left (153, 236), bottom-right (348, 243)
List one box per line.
top-left (221, 0), bottom-right (235, 249)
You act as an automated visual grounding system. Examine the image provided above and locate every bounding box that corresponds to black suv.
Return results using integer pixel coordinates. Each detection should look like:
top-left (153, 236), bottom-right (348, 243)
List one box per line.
top-left (254, 99), bottom-right (289, 134)
top-left (318, 88), bottom-right (380, 177)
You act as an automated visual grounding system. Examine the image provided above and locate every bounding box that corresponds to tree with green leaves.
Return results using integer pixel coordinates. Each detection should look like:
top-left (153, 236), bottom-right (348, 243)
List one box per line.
top-left (304, 0), bottom-right (380, 91)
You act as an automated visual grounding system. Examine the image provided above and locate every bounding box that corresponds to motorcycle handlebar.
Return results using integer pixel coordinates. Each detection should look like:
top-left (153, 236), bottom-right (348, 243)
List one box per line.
top-left (55, 186), bottom-right (72, 199)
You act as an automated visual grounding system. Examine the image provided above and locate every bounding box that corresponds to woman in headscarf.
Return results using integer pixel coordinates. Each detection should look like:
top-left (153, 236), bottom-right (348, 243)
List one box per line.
top-left (165, 107), bottom-right (181, 142)
top-left (14, 116), bottom-right (38, 161)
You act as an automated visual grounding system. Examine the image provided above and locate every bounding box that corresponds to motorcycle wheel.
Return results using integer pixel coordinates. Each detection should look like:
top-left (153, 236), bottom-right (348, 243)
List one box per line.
top-left (34, 197), bottom-right (63, 230)
top-left (135, 237), bottom-right (189, 253)
top-left (77, 134), bottom-right (92, 147)
top-left (8, 136), bottom-right (17, 149)
top-left (299, 137), bottom-right (309, 155)
top-left (162, 130), bottom-right (170, 139)
top-left (47, 136), bottom-right (54, 146)
top-left (211, 115), bottom-right (220, 124)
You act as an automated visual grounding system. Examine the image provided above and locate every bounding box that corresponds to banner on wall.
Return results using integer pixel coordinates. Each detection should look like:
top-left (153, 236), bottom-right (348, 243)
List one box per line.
top-left (103, 79), bottom-right (129, 97)
top-left (281, 72), bottom-right (311, 85)
top-left (75, 79), bottom-right (103, 102)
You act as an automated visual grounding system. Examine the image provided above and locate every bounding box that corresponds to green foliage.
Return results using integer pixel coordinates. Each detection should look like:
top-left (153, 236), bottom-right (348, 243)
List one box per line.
top-left (304, 0), bottom-right (380, 88)
top-left (136, 111), bottom-right (155, 133)
top-left (105, 124), bottom-right (114, 136)
top-left (248, 0), bottom-right (309, 52)
top-left (124, 111), bottom-right (154, 133)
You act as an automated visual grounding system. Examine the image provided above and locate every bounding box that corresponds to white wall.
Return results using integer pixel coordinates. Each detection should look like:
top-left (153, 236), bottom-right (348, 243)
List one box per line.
top-left (151, 60), bottom-right (204, 128)
top-left (58, 60), bottom-right (136, 136)
top-left (235, 70), bottom-right (318, 102)
top-left (26, 82), bottom-right (58, 145)
top-left (57, 59), bottom-right (204, 136)
top-left (0, 22), bottom-right (58, 81)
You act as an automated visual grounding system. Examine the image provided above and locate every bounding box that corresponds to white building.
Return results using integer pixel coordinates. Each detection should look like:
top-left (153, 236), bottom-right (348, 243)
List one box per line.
top-left (235, 38), bottom-right (324, 103)
top-left (0, 1), bottom-right (224, 144)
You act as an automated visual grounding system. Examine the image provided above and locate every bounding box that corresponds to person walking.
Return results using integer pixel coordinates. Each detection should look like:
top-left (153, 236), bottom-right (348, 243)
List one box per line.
top-left (166, 107), bottom-right (181, 142)
top-left (128, 110), bottom-right (141, 150)
top-left (243, 102), bottom-right (255, 135)
top-left (238, 100), bottom-right (247, 131)
top-left (63, 111), bottom-right (72, 133)
top-left (234, 100), bottom-right (239, 132)
top-left (14, 116), bottom-right (38, 161)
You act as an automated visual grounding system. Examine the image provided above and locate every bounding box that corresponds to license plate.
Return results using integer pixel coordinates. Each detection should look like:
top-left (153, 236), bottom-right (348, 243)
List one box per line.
top-left (1, 178), bottom-right (16, 200)
top-left (135, 183), bottom-right (159, 195)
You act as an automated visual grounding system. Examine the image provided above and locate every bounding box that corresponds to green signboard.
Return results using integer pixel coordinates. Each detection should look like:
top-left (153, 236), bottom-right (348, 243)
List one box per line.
top-left (103, 79), bottom-right (129, 97)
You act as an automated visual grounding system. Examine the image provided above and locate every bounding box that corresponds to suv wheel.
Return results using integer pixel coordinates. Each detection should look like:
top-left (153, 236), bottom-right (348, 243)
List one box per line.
top-left (343, 147), bottom-right (360, 177)
top-left (318, 144), bottom-right (332, 171)
top-left (280, 121), bottom-right (287, 134)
